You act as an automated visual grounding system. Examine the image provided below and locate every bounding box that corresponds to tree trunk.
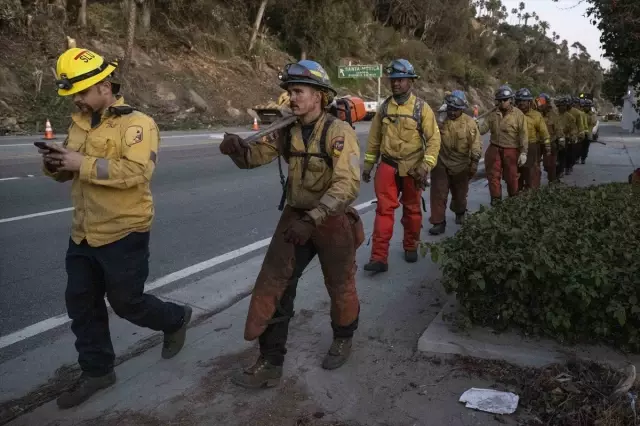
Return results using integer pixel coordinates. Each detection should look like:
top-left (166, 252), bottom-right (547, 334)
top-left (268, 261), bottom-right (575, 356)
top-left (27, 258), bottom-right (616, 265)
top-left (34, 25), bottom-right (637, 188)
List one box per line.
top-left (248, 0), bottom-right (268, 53)
top-left (77, 0), bottom-right (87, 28)
top-left (141, 0), bottom-right (152, 31)
top-left (123, 0), bottom-right (137, 77)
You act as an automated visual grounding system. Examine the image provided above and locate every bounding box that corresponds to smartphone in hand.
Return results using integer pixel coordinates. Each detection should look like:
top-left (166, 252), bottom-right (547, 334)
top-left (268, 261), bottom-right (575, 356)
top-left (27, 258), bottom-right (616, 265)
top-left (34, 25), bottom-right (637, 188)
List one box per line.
top-left (34, 141), bottom-right (52, 151)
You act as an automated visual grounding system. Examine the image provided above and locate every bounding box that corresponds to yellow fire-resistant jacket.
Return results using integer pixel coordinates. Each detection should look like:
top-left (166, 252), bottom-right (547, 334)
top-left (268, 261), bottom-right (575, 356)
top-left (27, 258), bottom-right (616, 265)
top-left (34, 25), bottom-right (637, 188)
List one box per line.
top-left (568, 107), bottom-right (587, 140)
top-left (585, 110), bottom-right (598, 139)
top-left (227, 113), bottom-right (360, 226)
top-left (524, 109), bottom-right (551, 146)
top-left (478, 106), bottom-right (528, 154)
top-left (439, 113), bottom-right (482, 174)
top-left (363, 93), bottom-right (441, 177)
top-left (542, 109), bottom-right (565, 147)
top-left (44, 96), bottom-right (159, 247)
top-left (558, 110), bottom-right (578, 143)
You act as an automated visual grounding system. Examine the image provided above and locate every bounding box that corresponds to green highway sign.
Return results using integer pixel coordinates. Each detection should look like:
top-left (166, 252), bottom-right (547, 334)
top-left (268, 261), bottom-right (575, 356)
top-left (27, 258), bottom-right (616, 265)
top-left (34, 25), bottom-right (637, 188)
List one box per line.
top-left (338, 64), bottom-right (382, 79)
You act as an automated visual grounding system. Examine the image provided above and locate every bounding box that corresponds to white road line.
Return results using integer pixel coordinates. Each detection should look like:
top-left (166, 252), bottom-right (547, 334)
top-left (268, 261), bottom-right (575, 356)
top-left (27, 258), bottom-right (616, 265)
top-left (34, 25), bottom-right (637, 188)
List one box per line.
top-left (0, 207), bottom-right (74, 224)
top-left (0, 199), bottom-right (378, 349)
top-left (0, 177), bottom-right (21, 181)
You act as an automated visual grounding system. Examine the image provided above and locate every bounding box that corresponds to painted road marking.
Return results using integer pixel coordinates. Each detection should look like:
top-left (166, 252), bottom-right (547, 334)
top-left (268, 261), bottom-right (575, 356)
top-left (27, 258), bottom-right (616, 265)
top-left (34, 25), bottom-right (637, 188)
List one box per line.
top-left (0, 199), bottom-right (378, 349)
top-left (0, 132), bottom-right (253, 147)
top-left (0, 207), bottom-right (75, 224)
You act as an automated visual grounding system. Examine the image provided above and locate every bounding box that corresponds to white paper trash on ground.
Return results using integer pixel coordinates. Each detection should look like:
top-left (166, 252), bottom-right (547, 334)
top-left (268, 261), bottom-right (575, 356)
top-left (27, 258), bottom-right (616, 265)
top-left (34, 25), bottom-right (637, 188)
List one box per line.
top-left (459, 388), bottom-right (519, 414)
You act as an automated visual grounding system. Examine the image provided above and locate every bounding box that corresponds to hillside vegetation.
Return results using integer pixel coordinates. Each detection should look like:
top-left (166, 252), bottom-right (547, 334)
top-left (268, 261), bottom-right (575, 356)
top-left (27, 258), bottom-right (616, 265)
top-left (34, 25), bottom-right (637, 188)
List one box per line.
top-left (0, 0), bottom-right (606, 134)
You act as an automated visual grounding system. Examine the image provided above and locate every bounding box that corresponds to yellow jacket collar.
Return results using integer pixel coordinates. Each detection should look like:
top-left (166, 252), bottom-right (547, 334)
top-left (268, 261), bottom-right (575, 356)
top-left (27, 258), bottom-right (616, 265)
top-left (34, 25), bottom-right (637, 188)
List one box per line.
top-left (71, 96), bottom-right (126, 131)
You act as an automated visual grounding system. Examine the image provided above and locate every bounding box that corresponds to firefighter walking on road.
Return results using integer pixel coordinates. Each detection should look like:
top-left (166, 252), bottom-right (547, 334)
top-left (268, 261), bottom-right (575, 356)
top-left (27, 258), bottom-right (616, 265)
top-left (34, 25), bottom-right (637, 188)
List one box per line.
top-left (362, 59), bottom-right (441, 272)
top-left (478, 85), bottom-right (528, 205)
top-left (38, 48), bottom-right (192, 409)
top-left (536, 93), bottom-right (565, 184)
top-left (581, 98), bottom-right (597, 163)
top-left (219, 60), bottom-right (364, 388)
top-left (515, 88), bottom-right (550, 190)
top-left (428, 91), bottom-right (481, 235)
top-left (567, 97), bottom-right (587, 174)
top-left (555, 96), bottom-right (579, 175)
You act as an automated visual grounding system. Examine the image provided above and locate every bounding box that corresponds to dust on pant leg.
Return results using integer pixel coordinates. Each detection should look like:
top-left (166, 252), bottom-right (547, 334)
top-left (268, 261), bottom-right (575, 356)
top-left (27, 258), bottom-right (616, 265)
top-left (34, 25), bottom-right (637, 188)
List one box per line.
top-left (315, 213), bottom-right (359, 332)
top-left (429, 162), bottom-right (449, 224)
top-left (485, 145), bottom-right (503, 199)
top-left (244, 207), bottom-right (308, 341)
top-left (449, 168), bottom-right (470, 214)
top-left (258, 243), bottom-right (316, 366)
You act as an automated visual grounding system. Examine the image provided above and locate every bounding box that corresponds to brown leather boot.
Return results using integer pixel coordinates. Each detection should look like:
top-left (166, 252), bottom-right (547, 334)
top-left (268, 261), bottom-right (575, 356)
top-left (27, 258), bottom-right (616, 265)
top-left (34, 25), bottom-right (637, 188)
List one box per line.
top-left (231, 357), bottom-right (283, 389)
top-left (56, 371), bottom-right (116, 409)
top-left (322, 337), bottom-right (352, 370)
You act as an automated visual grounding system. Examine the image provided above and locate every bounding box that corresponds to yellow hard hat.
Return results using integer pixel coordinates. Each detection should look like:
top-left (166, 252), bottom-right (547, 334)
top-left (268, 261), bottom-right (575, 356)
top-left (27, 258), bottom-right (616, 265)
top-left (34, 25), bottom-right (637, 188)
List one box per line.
top-left (55, 48), bottom-right (117, 96)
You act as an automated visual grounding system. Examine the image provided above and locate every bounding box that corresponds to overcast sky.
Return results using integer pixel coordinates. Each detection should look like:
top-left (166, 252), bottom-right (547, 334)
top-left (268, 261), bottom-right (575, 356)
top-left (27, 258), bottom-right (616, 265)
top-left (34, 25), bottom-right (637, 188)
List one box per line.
top-left (501, 0), bottom-right (611, 69)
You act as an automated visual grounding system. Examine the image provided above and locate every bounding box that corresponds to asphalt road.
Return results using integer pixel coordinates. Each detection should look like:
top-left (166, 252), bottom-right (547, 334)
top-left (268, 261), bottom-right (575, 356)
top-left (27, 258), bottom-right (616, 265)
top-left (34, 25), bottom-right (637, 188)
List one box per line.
top-left (0, 122), bottom-right (490, 342)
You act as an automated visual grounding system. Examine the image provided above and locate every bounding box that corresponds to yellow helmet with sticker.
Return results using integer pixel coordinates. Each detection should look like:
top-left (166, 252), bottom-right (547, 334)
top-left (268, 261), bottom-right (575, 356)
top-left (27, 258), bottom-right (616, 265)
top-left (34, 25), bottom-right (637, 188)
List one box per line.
top-left (55, 48), bottom-right (118, 96)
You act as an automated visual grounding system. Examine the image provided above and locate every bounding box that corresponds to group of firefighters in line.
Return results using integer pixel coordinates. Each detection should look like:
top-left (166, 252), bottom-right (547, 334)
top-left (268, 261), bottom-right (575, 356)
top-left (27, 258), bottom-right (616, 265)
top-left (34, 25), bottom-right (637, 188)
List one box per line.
top-left (39, 49), bottom-right (600, 407)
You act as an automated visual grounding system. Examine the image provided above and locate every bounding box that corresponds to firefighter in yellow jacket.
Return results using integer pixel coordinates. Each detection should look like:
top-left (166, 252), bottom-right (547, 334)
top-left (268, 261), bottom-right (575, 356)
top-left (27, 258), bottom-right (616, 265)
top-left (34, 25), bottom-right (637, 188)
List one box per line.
top-left (567, 96), bottom-right (588, 173)
top-left (362, 59), bottom-right (441, 272)
top-left (428, 91), bottom-right (481, 235)
top-left (515, 88), bottom-right (551, 190)
top-left (478, 85), bottom-right (528, 205)
top-left (581, 98), bottom-right (597, 164)
top-left (37, 48), bottom-right (192, 409)
top-left (219, 60), bottom-right (364, 389)
top-left (555, 96), bottom-right (579, 176)
top-left (536, 93), bottom-right (565, 183)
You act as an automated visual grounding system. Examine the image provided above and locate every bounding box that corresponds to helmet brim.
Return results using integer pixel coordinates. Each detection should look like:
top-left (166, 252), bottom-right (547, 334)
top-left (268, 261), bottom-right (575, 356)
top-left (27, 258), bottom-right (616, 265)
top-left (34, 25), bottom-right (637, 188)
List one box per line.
top-left (57, 63), bottom-right (117, 97)
top-left (280, 79), bottom-right (337, 96)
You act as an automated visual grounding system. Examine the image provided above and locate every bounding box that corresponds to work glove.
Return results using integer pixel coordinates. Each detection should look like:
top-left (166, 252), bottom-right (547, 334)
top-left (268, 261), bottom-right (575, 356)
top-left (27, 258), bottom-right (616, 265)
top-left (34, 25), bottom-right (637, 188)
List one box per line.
top-left (469, 161), bottom-right (479, 180)
top-left (543, 144), bottom-right (552, 156)
top-left (220, 133), bottom-right (249, 155)
top-left (283, 215), bottom-right (315, 245)
top-left (558, 137), bottom-right (566, 149)
top-left (362, 170), bottom-right (372, 183)
top-left (408, 162), bottom-right (430, 190)
top-left (517, 152), bottom-right (528, 167)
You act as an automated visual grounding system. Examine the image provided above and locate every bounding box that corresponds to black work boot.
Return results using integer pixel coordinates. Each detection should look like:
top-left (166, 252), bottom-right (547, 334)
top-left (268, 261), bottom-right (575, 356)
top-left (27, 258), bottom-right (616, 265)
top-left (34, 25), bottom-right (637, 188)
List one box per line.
top-left (56, 371), bottom-right (116, 409)
top-left (364, 261), bottom-right (388, 272)
top-left (490, 197), bottom-right (501, 207)
top-left (581, 158), bottom-right (586, 164)
top-left (322, 337), bottom-right (353, 370)
top-left (162, 305), bottom-right (193, 359)
top-left (455, 213), bottom-right (465, 225)
top-left (566, 167), bottom-right (573, 175)
top-left (232, 357), bottom-right (283, 389)
top-left (404, 250), bottom-right (418, 263)
top-left (428, 222), bottom-right (446, 235)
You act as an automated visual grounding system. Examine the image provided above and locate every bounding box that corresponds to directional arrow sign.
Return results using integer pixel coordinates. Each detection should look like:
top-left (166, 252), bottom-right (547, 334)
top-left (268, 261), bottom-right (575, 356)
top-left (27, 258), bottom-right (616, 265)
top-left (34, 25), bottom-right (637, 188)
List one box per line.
top-left (337, 64), bottom-right (382, 79)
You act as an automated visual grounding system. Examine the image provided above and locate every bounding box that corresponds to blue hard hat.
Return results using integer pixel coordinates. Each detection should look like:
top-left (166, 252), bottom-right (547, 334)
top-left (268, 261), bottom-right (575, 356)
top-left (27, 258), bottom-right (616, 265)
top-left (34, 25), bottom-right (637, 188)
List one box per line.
top-left (451, 90), bottom-right (467, 101)
top-left (515, 88), bottom-right (534, 101)
top-left (445, 94), bottom-right (467, 111)
top-left (384, 59), bottom-right (419, 79)
top-left (495, 85), bottom-right (514, 100)
top-left (278, 59), bottom-right (336, 96)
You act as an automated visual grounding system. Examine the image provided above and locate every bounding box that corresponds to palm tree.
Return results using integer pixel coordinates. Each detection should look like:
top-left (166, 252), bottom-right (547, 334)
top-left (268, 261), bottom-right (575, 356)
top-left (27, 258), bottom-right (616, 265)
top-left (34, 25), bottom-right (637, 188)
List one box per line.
top-left (519, 1), bottom-right (525, 12)
top-left (523, 12), bottom-right (531, 26)
top-left (540, 20), bottom-right (550, 35)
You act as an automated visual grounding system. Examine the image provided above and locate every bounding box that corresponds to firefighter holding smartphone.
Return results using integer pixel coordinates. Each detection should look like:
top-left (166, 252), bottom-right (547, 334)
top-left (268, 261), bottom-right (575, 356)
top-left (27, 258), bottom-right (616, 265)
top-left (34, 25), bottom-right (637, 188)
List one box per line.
top-left (36, 48), bottom-right (192, 409)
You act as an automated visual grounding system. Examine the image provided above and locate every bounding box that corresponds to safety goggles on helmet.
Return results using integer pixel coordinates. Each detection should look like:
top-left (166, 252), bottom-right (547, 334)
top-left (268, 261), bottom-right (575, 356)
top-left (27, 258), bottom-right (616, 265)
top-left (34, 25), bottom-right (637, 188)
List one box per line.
top-left (55, 61), bottom-right (114, 91)
top-left (279, 63), bottom-right (324, 85)
top-left (495, 89), bottom-right (514, 100)
top-left (384, 61), bottom-right (417, 78)
top-left (445, 94), bottom-right (466, 110)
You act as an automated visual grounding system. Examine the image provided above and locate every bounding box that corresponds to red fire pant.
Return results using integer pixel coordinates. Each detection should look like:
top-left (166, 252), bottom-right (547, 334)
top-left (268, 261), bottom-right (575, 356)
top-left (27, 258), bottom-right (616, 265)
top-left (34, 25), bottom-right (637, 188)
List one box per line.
top-left (429, 162), bottom-right (470, 224)
top-left (518, 144), bottom-right (541, 190)
top-left (485, 144), bottom-right (519, 199)
top-left (370, 161), bottom-right (423, 263)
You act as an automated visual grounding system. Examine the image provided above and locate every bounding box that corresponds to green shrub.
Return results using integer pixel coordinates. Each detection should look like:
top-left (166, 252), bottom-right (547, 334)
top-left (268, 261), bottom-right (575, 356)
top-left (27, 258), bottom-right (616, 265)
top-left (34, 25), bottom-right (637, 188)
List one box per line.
top-left (422, 184), bottom-right (640, 351)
